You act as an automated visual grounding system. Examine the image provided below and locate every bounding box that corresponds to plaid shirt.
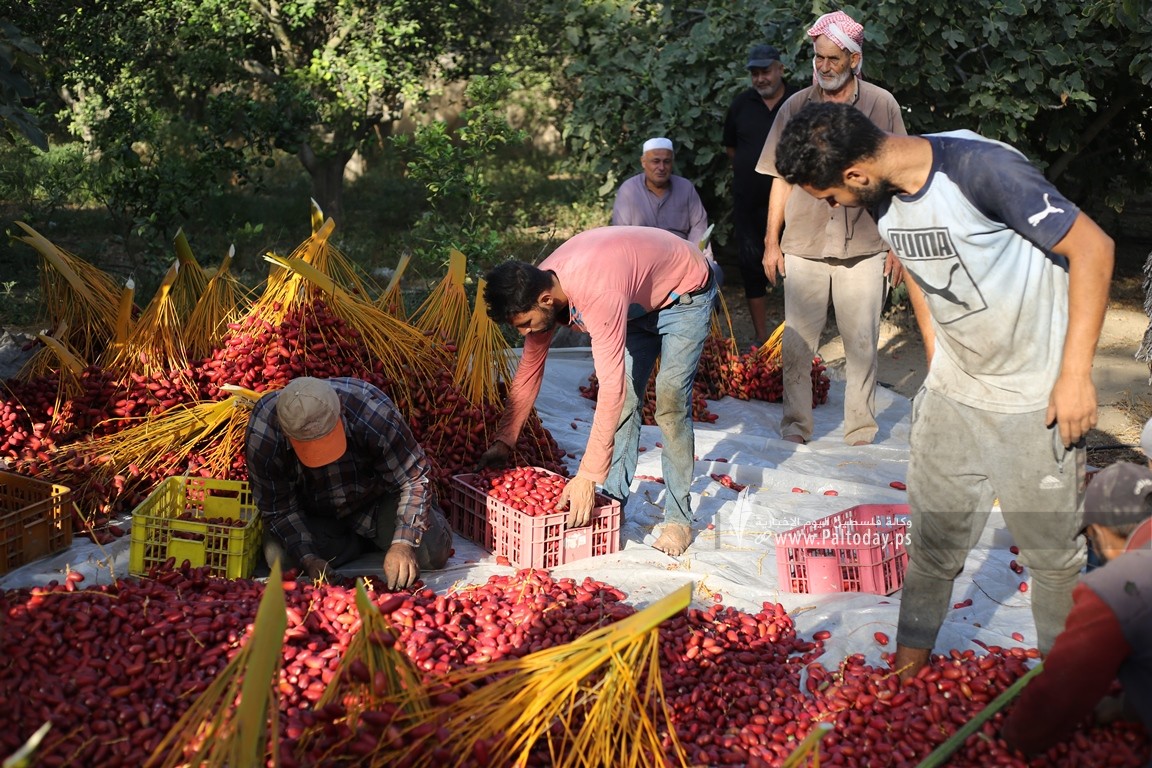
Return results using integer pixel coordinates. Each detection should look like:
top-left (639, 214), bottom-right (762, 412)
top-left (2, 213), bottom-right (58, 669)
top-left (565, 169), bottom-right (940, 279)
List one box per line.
top-left (245, 377), bottom-right (432, 563)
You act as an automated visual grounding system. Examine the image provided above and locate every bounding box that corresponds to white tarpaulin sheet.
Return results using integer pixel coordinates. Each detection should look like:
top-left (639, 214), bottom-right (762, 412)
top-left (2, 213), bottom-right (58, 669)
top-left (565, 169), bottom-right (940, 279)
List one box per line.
top-left (1, 349), bottom-right (1041, 670)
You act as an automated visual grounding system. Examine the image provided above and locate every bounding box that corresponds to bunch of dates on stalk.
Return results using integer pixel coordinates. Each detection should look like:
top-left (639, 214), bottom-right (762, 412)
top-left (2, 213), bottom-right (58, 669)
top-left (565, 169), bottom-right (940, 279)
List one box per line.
top-left (477, 466), bottom-right (567, 517)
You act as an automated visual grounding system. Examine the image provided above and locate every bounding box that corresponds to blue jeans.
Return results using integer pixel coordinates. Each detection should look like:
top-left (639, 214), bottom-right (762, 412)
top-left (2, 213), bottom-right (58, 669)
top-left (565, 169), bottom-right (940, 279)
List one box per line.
top-left (602, 271), bottom-right (716, 527)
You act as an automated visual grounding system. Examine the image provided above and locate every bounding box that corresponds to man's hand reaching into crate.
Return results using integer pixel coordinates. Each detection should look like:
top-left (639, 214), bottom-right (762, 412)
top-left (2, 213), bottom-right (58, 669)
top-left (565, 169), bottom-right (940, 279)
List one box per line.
top-left (560, 476), bottom-right (596, 528)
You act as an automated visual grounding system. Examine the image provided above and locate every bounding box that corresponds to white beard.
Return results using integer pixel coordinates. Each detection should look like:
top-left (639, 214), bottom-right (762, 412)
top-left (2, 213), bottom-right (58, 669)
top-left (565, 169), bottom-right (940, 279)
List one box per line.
top-left (813, 64), bottom-right (852, 94)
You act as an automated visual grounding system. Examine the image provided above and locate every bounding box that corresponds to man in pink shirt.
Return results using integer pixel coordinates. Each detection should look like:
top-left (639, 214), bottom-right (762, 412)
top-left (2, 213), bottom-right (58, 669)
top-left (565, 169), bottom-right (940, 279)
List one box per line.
top-left (477, 226), bottom-right (716, 556)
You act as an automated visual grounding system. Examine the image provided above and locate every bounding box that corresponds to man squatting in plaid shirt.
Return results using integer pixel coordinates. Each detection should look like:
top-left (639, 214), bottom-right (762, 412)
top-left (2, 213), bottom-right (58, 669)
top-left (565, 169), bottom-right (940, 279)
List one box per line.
top-left (245, 376), bottom-right (453, 589)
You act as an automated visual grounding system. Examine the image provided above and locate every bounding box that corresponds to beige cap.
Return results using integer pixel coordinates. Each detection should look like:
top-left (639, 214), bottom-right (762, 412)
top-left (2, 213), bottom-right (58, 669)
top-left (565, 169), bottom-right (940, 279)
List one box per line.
top-left (276, 377), bottom-right (347, 467)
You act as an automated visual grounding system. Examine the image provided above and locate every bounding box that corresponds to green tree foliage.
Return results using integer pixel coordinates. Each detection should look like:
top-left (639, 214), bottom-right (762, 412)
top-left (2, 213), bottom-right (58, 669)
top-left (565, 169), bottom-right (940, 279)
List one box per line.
top-left (176, 0), bottom-right (530, 224)
top-left (10, 1), bottom-right (282, 253)
top-left (541, 0), bottom-right (1151, 240)
top-left (0, 19), bottom-right (46, 151)
top-left (12, 0), bottom-right (526, 246)
top-left (393, 74), bottom-right (530, 266)
top-left (867, 0), bottom-right (1152, 209)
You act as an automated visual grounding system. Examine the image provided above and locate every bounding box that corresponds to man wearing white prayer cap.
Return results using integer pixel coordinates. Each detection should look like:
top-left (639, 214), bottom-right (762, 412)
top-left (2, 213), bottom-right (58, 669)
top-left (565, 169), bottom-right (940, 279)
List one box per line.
top-left (754, 9), bottom-right (906, 447)
top-left (611, 136), bottom-right (714, 261)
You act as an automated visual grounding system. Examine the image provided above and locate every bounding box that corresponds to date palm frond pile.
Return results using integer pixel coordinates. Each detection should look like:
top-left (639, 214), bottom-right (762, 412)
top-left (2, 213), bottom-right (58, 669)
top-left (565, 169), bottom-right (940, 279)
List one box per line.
top-left (261, 251), bottom-right (442, 393)
top-left (411, 248), bottom-right (471, 347)
top-left (24, 331), bottom-right (88, 422)
top-left (710, 290), bottom-right (740, 357)
top-left (14, 222), bottom-right (123, 378)
top-left (255, 218), bottom-right (381, 327)
top-left (377, 252), bottom-right (412, 320)
top-left (318, 582), bottom-right (430, 717)
top-left (291, 582), bottom-right (431, 765)
top-left (171, 229), bottom-right (211, 324)
top-left (753, 320), bottom-right (785, 365)
top-left (184, 246), bottom-right (253, 361)
top-left (50, 394), bottom-right (254, 501)
top-left (453, 278), bottom-right (512, 406)
top-left (98, 261), bottom-right (191, 387)
top-left (396, 583), bottom-right (693, 768)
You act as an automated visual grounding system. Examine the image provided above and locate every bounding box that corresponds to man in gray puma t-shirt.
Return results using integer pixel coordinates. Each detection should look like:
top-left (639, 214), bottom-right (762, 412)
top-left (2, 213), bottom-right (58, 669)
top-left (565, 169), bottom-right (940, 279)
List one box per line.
top-left (773, 102), bottom-right (1116, 682)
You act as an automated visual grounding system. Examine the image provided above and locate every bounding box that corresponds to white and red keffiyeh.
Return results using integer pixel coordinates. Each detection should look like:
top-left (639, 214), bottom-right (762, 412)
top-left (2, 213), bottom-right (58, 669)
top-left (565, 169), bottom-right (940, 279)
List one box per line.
top-left (807, 11), bottom-right (864, 76)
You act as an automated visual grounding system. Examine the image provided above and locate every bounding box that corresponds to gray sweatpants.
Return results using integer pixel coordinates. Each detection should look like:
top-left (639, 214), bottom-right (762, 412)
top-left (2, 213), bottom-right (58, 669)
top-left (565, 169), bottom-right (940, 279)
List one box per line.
top-left (897, 388), bottom-right (1086, 654)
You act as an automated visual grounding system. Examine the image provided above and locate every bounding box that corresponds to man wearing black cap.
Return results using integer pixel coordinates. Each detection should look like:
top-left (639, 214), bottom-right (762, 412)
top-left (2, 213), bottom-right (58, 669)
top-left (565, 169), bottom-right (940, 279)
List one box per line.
top-left (722, 43), bottom-right (795, 345)
top-left (245, 376), bottom-right (453, 589)
top-left (1002, 461), bottom-right (1152, 758)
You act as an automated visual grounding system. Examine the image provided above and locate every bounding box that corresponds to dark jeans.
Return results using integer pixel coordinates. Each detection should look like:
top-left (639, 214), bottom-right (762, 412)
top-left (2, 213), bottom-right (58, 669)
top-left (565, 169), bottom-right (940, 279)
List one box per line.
top-left (264, 495), bottom-right (453, 571)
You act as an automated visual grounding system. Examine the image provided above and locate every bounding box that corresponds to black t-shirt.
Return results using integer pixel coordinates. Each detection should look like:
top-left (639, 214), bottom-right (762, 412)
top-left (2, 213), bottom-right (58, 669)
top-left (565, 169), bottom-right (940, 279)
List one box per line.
top-left (722, 85), bottom-right (796, 212)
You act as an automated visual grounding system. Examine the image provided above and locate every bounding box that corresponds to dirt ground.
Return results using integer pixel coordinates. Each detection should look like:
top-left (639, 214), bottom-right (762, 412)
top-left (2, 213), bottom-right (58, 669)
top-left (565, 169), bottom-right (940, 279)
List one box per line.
top-left (717, 261), bottom-right (1152, 469)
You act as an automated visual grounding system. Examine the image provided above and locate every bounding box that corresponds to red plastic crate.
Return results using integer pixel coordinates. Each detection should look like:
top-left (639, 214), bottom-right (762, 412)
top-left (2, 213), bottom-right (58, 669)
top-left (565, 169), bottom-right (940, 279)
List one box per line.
top-left (775, 504), bottom-right (910, 595)
top-left (449, 468), bottom-right (621, 569)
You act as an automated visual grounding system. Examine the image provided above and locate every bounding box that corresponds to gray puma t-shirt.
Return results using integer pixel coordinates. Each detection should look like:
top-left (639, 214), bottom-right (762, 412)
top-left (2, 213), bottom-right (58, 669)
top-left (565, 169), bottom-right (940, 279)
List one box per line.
top-left (877, 132), bottom-right (1080, 412)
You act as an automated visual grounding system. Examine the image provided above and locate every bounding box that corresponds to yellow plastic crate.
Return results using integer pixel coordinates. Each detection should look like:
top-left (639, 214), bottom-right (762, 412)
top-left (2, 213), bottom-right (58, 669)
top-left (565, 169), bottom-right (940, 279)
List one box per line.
top-left (129, 476), bottom-right (262, 579)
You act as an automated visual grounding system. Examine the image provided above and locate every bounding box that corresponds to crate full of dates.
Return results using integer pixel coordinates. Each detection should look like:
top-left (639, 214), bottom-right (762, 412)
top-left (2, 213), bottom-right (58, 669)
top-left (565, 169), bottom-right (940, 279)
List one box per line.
top-left (449, 466), bottom-right (621, 569)
top-left (129, 476), bottom-right (262, 579)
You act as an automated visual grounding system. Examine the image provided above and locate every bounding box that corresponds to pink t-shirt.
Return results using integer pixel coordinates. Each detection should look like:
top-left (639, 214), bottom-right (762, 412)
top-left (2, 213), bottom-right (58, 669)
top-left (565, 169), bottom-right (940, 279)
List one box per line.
top-left (496, 226), bottom-right (711, 483)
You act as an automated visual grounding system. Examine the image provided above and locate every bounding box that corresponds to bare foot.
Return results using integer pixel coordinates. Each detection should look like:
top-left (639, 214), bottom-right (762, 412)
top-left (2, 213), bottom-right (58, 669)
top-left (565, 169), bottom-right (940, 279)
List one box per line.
top-left (851, 440), bottom-right (871, 446)
top-left (652, 523), bottom-right (693, 556)
top-left (783, 434), bottom-right (806, 444)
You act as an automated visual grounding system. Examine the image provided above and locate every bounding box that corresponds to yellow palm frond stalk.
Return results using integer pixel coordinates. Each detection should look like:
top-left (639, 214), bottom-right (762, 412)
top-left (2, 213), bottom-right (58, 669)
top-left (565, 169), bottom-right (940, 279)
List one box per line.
top-left (780, 722), bottom-right (834, 768)
top-left (754, 321), bottom-right (785, 364)
top-left (296, 582), bottom-right (429, 765)
top-left (410, 248), bottom-right (471, 347)
top-left (33, 331), bottom-right (88, 407)
top-left (99, 261), bottom-right (191, 384)
top-left (310, 198), bottom-right (325, 233)
top-left (146, 562), bottom-right (287, 768)
top-left (398, 584), bottom-right (693, 768)
top-left (376, 252), bottom-right (412, 320)
top-left (14, 221), bottom-right (123, 364)
top-left (710, 290), bottom-right (739, 356)
top-left (52, 395), bottom-right (250, 489)
top-left (113, 279), bottom-right (136, 347)
top-left (171, 228), bottom-right (211, 323)
top-left (453, 278), bottom-right (512, 405)
top-left (261, 252), bottom-right (442, 393)
top-left (185, 246), bottom-right (252, 361)
top-left (251, 218), bottom-right (379, 327)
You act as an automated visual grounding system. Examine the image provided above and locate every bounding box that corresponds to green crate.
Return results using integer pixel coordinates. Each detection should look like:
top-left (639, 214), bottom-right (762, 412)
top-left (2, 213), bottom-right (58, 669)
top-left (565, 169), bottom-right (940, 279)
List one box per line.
top-left (129, 476), bottom-right (262, 579)
top-left (0, 471), bottom-right (74, 575)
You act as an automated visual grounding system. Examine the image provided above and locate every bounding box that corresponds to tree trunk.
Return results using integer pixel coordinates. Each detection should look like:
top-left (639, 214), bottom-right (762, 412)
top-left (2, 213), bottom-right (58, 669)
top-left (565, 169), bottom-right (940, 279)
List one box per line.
top-left (298, 143), bottom-right (352, 226)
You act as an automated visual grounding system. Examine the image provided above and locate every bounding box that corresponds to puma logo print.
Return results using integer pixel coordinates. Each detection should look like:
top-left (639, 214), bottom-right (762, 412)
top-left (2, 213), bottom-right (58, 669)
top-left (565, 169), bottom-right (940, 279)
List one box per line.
top-left (1027, 194), bottom-right (1065, 227)
top-left (915, 263), bottom-right (971, 309)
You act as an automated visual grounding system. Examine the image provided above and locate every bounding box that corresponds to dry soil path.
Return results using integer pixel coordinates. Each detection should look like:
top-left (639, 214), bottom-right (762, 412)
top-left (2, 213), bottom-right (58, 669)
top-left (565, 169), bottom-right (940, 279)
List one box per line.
top-left (719, 281), bottom-right (1152, 467)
